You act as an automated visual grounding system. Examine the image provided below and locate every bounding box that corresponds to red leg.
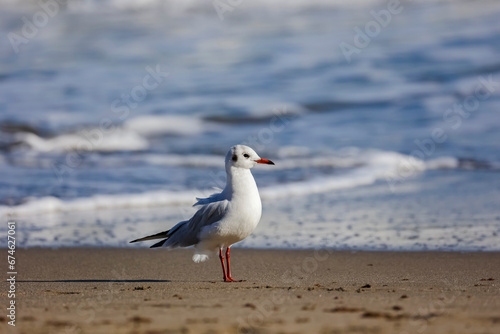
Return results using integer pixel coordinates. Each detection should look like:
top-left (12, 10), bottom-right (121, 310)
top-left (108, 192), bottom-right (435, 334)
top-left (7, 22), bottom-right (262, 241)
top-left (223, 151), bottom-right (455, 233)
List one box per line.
top-left (219, 248), bottom-right (230, 282)
top-left (225, 247), bottom-right (237, 282)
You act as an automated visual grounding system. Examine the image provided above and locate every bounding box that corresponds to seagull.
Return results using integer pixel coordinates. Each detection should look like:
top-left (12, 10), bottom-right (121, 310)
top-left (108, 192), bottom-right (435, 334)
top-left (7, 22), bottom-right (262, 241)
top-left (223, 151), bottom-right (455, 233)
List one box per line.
top-left (130, 145), bottom-right (274, 282)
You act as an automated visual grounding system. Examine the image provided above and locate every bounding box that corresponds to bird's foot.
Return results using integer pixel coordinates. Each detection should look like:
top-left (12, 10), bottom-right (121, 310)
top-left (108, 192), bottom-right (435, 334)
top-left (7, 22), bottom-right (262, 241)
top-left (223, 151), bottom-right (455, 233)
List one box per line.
top-left (224, 277), bottom-right (243, 282)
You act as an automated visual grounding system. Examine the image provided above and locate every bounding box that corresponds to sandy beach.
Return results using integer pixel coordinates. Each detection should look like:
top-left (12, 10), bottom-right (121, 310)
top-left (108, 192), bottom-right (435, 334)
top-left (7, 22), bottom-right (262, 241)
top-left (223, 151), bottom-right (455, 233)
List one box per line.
top-left (1, 248), bottom-right (499, 334)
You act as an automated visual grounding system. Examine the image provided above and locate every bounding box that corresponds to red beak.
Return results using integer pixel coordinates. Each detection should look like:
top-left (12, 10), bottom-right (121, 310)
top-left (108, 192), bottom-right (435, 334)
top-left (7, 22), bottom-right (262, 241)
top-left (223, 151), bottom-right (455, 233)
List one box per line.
top-left (255, 158), bottom-right (275, 165)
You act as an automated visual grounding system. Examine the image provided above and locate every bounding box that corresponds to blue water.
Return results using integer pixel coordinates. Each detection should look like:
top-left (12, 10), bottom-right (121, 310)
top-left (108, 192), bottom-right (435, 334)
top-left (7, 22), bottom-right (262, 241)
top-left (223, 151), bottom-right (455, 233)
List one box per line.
top-left (0, 0), bottom-right (499, 250)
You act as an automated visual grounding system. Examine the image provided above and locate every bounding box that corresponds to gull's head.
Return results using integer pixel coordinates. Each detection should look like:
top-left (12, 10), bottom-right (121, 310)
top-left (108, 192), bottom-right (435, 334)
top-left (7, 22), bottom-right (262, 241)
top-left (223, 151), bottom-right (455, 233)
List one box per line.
top-left (226, 145), bottom-right (275, 170)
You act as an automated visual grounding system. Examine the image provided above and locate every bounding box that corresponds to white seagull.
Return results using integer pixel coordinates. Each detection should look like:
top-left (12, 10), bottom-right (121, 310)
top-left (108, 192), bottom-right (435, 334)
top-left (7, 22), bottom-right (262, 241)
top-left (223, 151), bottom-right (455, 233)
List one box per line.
top-left (130, 145), bottom-right (274, 282)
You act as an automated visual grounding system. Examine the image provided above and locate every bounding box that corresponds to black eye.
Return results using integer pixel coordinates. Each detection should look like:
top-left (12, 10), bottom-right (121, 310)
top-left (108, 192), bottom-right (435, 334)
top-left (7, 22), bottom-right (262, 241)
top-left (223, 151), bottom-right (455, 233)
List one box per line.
top-left (243, 153), bottom-right (250, 158)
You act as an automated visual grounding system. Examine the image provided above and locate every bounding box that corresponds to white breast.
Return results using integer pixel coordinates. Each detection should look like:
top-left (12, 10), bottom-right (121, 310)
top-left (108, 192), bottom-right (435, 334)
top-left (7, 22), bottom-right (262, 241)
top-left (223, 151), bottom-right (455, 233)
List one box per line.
top-left (207, 167), bottom-right (263, 246)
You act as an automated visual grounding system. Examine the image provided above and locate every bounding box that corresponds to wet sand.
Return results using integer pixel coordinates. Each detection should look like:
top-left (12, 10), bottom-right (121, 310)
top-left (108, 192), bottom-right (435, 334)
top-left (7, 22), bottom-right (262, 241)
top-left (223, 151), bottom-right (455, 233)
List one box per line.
top-left (1, 248), bottom-right (499, 334)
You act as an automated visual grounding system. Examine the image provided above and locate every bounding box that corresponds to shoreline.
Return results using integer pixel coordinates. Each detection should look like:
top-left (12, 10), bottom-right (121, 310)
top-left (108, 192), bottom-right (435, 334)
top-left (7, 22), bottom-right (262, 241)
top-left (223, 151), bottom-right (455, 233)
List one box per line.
top-left (1, 248), bottom-right (499, 333)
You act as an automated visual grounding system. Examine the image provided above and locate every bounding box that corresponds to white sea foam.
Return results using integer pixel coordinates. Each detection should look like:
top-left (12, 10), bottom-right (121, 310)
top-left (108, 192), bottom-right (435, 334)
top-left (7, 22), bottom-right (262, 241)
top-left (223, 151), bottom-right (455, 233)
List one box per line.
top-left (98, 148), bottom-right (427, 171)
top-left (262, 150), bottom-right (426, 199)
top-left (239, 222), bottom-right (500, 251)
top-left (2, 149), bottom-right (495, 218)
top-left (3, 192), bottom-right (498, 251)
top-left (10, 115), bottom-right (208, 153)
top-left (14, 129), bottom-right (149, 152)
top-left (140, 152), bottom-right (362, 170)
top-left (0, 150), bottom-right (427, 217)
top-left (425, 156), bottom-right (459, 170)
top-left (0, 191), bottom-right (197, 217)
top-left (1, 148), bottom-right (498, 251)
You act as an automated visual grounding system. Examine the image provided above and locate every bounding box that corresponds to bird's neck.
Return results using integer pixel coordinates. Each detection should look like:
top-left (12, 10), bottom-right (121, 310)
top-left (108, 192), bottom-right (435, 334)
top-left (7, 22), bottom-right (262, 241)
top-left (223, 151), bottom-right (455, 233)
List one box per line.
top-left (224, 167), bottom-right (259, 200)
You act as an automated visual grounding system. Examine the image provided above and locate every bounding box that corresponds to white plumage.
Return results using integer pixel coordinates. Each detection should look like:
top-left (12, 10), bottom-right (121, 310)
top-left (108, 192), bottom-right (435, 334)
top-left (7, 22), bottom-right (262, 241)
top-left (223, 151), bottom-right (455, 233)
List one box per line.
top-left (130, 145), bottom-right (274, 281)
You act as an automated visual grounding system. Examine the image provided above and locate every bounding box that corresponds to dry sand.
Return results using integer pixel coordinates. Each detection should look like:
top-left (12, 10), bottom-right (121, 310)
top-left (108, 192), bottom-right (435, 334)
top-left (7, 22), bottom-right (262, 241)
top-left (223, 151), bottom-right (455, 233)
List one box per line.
top-left (1, 248), bottom-right (499, 334)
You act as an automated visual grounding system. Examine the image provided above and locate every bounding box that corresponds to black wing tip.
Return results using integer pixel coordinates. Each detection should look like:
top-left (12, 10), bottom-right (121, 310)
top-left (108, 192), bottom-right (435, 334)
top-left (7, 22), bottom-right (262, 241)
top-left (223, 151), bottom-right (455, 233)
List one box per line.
top-left (129, 237), bottom-right (149, 243)
top-left (129, 230), bottom-right (171, 244)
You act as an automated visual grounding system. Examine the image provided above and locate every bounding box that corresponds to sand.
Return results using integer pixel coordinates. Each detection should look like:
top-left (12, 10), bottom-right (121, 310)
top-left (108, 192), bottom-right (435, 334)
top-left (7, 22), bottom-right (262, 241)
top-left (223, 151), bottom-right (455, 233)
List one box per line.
top-left (1, 248), bottom-right (499, 334)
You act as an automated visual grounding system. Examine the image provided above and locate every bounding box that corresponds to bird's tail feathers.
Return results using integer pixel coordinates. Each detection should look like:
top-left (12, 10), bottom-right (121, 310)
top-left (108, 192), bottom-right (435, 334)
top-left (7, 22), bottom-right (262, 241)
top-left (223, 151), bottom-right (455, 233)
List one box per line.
top-left (150, 239), bottom-right (168, 248)
top-left (130, 221), bottom-right (188, 248)
top-left (129, 230), bottom-right (170, 243)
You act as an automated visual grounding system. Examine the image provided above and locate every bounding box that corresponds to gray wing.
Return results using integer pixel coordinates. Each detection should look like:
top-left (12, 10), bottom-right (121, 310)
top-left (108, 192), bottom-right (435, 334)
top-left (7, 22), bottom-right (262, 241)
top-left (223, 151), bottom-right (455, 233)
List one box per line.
top-left (194, 189), bottom-right (224, 206)
top-left (149, 198), bottom-right (229, 248)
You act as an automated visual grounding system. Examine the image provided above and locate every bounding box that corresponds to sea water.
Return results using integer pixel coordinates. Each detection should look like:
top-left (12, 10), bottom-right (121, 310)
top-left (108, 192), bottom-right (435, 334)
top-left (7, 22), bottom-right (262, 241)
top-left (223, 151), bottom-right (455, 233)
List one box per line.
top-left (0, 0), bottom-right (499, 250)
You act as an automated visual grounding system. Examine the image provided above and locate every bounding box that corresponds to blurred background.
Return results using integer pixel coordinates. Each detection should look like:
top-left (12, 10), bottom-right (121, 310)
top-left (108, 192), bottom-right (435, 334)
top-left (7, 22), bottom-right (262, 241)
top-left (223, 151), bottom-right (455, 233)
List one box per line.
top-left (0, 0), bottom-right (499, 250)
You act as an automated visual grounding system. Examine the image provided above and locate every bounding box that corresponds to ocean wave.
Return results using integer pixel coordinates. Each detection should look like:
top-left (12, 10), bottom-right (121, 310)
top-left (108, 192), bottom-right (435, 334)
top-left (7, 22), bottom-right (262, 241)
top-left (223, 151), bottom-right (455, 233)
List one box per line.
top-left (262, 150), bottom-right (426, 199)
top-left (12, 128), bottom-right (149, 152)
top-left (1, 149), bottom-right (498, 217)
top-left (140, 151), bottom-right (364, 170)
top-left (0, 150), bottom-right (423, 216)
top-left (4, 114), bottom-right (210, 153)
top-left (0, 191), bottom-right (197, 217)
